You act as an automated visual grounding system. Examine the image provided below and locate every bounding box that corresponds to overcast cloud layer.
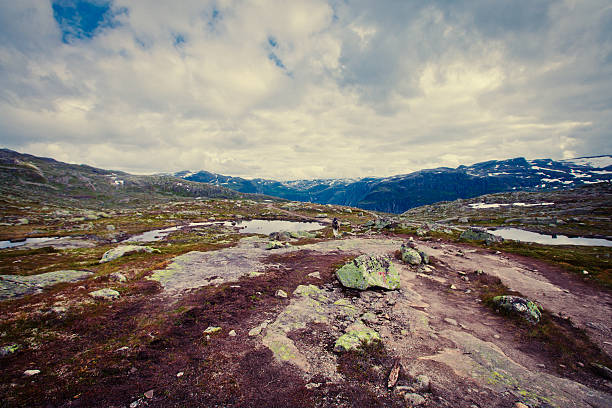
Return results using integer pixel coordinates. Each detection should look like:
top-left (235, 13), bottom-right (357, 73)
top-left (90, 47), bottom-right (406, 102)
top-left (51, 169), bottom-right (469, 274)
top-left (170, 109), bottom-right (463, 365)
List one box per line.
top-left (0, 0), bottom-right (610, 179)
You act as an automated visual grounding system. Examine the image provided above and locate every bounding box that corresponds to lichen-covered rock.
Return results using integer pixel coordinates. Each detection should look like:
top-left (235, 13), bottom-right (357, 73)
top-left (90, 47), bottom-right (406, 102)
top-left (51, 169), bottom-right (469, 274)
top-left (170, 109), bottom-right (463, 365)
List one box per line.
top-left (266, 241), bottom-right (291, 250)
top-left (88, 288), bottom-right (120, 301)
top-left (335, 255), bottom-right (400, 290)
top-left (0, 344), bottom-right (20, 356)
top-left (374, 219), bottom-right (393, 229)
top-left (334, 323), bottom-right (381, 352)
top-left (262, 285), bottom-right (331, 370)
top-left (460, 228), bottom-right (503, 244)
top-left (203, 326), bottom-right (221, 335)
top-left (400, 244), bottom-right (422, 265)
top-left (288, 230), bottom-right (317, 239)
top-left (492, 295), bottom-right (541, 324)
top-left (99, 245), bottom-right (160, 263)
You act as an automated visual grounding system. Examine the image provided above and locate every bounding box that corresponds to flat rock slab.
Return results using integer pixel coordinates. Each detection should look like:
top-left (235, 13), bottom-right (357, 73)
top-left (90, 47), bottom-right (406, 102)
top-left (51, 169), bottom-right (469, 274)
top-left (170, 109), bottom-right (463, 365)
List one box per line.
top-left (423, 329), bottom-right (611, 408)
top-left (148, 237), bottom-right (404, 295)
top-left (148, 238), bottom-right (274, 293)
top-left (0, 270), bottom-right (93, 300)
top-left (14, 237), bottom-right (98, 250)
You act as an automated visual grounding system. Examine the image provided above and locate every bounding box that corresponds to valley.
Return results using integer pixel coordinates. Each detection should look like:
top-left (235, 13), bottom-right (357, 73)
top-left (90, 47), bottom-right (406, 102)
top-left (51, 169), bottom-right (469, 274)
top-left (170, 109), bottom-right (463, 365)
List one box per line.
top-left (0, 151), bottom-right (611, 408)
top-left (177, 156), bottom-right (612, 213)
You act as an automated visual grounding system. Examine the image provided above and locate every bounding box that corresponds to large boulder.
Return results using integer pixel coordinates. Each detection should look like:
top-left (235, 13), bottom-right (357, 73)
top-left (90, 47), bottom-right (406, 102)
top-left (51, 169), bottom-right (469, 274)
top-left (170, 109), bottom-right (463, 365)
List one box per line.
top-left (335, 255), bottom-right (400, 290)
top-left (460, 228), bottom-right (503, 245)
top-left (400, 244), bottom-right (422, 265)
top-left (99, 245), bottom-right (160, 263)
top-left (492, 295), bottom-right (542, 324)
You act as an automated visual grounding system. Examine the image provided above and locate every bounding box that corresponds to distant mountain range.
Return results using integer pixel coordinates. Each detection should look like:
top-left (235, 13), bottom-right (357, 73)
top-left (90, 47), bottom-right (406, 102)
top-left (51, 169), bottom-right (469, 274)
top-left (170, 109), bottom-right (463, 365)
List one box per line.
top-left (177, 156), bottom-right (612, 213)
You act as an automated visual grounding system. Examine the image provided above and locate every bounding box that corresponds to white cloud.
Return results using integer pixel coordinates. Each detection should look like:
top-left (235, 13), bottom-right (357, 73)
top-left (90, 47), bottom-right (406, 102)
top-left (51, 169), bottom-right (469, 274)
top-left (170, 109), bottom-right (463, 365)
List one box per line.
top-left (0, 0), bottom-right (610, 180)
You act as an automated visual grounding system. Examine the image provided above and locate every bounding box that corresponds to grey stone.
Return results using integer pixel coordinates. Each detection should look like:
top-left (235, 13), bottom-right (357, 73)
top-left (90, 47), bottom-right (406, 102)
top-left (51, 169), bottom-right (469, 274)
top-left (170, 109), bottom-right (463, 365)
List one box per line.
top-left (88, 288), bottom-right (120, 301)
top-left (404, 393), bottom-right (426, 406)
top-left (109, 272), bottom-right (127, 283)
top-left (269, 231), bottom-right (291, 241)
top-left (460, 228), bottom-right (503, 244)
top-left (99, 245), bottom-right (160, 263)
top-left (400, 244), bottom-right (422, 265)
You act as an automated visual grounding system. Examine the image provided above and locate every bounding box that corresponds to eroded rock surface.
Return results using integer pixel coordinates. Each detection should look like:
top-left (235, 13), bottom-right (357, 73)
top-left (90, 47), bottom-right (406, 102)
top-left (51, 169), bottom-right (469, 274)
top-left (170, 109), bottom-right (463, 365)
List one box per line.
top-left (423, 330), bottom-right (611, 408)
top-left (0, 270), bottom-right (93, 300)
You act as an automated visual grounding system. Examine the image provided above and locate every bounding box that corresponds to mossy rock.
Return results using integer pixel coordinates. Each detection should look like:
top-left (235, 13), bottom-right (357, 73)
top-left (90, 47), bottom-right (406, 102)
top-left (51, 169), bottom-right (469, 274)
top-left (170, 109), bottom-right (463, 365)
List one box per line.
top-left (492, 295), bottom-right (541, 324)
top-left (335, 255), bottom-right (400, 290)
top-left (334, 324), bottom-right (381, 352)
top-left (400, 245), bottom-right (422, 265)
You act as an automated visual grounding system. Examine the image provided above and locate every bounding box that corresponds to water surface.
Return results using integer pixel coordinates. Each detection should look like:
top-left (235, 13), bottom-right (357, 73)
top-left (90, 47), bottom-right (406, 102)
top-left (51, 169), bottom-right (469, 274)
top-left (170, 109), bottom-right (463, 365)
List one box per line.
top-left (126, 219), bottom-right (325, 242)
top-left (488, 228), bottom-right (612, 247)
top-left (0, 237), bottom-right (61, 249)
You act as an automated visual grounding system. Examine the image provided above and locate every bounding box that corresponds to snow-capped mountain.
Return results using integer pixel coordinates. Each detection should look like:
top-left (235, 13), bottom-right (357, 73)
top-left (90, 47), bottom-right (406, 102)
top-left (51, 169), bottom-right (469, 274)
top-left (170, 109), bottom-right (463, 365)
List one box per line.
top-left (177, 155), bottom-right (611, 213)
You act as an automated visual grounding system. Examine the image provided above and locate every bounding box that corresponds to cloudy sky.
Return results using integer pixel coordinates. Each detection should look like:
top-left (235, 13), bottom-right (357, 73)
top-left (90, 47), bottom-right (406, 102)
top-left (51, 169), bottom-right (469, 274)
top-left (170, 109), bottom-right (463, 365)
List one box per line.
top-left (0, 1), bottom-right (610, 180)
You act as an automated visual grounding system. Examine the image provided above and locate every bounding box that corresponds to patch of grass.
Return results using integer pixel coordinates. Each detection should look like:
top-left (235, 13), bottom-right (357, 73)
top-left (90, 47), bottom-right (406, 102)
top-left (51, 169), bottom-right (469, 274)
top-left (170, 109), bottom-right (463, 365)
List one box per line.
top-left (486, 241), bottom-right (612, 289)
top-left (337, 340), bottom-right (389, 383)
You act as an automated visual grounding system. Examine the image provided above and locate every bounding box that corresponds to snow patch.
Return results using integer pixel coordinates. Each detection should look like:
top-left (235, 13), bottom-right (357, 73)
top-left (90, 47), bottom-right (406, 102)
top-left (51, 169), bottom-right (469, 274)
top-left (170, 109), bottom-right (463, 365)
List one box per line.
top-left (468, 202), bottom-right (554, 209)
top-left (561, 156), bottom-right (612, 168)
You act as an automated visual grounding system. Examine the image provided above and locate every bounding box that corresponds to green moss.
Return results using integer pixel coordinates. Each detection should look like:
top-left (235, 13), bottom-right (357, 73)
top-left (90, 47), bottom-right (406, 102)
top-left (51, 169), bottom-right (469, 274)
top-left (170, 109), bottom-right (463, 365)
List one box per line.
top-left (334, 326), bottom-right (381, 352)
top-left (267, 340), bottom-right (297, 361)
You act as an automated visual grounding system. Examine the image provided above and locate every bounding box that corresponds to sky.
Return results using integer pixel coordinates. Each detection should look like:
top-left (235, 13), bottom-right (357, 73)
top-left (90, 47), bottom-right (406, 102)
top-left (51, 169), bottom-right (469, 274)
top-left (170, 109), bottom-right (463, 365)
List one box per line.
top-left (0, 0), bottom-right (611, 180)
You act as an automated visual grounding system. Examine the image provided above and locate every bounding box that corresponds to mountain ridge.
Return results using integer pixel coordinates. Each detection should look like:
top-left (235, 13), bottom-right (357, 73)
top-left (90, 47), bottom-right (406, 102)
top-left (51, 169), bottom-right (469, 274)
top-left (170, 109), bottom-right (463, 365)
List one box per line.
top-left (177, 155), bottom-right (612, 213)
top-left (0, 148), bottom-right (267, 208)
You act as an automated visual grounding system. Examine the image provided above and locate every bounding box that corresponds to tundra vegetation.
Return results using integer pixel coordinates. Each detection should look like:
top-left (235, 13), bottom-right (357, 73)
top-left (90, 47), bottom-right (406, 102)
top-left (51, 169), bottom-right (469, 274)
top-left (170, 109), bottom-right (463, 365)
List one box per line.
top-left (1, 152), bottom-right (611, 407)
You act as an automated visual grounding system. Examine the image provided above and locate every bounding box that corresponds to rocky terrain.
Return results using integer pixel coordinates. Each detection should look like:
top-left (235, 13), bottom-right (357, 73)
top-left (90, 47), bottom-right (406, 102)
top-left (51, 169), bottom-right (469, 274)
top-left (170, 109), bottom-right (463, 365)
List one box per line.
top-left (1, 153), bottom-right (611, 407)
top-left (177, 155), bottom-right (612, 213)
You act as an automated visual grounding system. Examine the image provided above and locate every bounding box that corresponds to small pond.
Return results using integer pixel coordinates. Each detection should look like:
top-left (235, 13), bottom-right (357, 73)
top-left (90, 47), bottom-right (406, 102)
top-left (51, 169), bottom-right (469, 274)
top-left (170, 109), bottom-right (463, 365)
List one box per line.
top-left (0, 237), bottom-right (61, 249)
top-left (125, 219), bottom-right (325, 242)
top-left (488, 228), bottom-right (612, 247)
